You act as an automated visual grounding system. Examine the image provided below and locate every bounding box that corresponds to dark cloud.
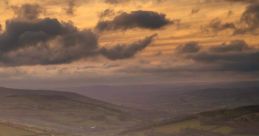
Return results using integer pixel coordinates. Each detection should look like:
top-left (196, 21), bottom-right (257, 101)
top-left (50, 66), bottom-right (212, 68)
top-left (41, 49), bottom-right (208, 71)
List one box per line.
top-left (0, 18), bottom-right (74, 52)
top-left (224, 0), bottom-right (258, 3)
top-left (181, 40), bottom-right (259, 72)
top-left (205, 2), bottom-right (259, 35)
top-left (104, 0), bottom-right (165, 4)
top-left (205, 0), bottom-right (258, 4)
top-left (206, 18), bottom-right (236, 32)
top-left (241, 2), bottom-right (259, 26)
top-left (96, 10), bottom-right (172, 31)
top-left (99, 9), bottom-right (116, 19)
top-left (104, 0), bottom-right (127, 4)
top-left (235, 2), bottom-right (259, 34)
top-left (0, 7), bottom-right (156, 66)
top-left (0, 18), bottom-right (99, 66)
top-left (209, 40), bottom-right (250, 52)
top-left (191, 51), bottom-right (259, 72)
top-left (175, 42), bottom-right (201, 54)
top-left (100, 34), bottom-right (157, 60)
top-left (129, 40), bottom-right (259, 76)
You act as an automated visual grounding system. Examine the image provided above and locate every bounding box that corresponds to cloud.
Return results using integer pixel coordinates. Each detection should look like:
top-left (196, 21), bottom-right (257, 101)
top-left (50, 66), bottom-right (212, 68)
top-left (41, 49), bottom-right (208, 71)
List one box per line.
top-left (64, 0), bottom-right (76, 15)
top-left (104, 0), bottom-right (127, 4)
top-left (100, 34), bottom-right (157, 60)
top-left (98, 9), bottom-right (116, 19)
top-left (191, 8), bottom-right (200, 15)
top-left (190, 51), bottom-right (259, 72)
top-left (12, 4), bottom-right (43, 20)
top-left (0, 18), bottom-right (75, 52)
top-left (224, 0), bottom-right (258, 3)
top-left (104, 0), bottom-right (165, 4)
top-left (205, 0), bottom-right (258, 4)
top-left (123, 40), bottom-right (259, 77)
top-left (0, 18), bottom-right (99, 66)
top-left (181, 40), bottom-right (259, 72)
top-left (39, 0), bottom-right (92, 16)
top-left (175, 42), bottom-right (201, 54)
top-left (235, 2), bottom-right (259, 34)
top-left (204, 2), bottom-right (259, 35)
top-left (95, 10), bottom-right (172, 31)
top-left (206, 18), bottom-right (236, 33)
top-left (209, 40), bottom-right (250, 52)
top-left (0, 5), bottom-right (156, 66)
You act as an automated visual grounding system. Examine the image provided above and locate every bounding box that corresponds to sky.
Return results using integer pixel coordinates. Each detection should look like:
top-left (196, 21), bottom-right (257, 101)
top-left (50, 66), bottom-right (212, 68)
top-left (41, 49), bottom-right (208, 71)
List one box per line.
top-left (0, 0), bottom-right (258, 89)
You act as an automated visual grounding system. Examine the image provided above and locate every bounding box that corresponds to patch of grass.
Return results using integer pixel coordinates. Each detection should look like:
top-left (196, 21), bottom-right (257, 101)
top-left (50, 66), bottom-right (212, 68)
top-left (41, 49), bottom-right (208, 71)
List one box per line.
top-left (0, 123), bottom-right (36, 136)
top-left (130, 119), bottom-right (233, 136)
top-left (212, 126), bottom-right (233, 134)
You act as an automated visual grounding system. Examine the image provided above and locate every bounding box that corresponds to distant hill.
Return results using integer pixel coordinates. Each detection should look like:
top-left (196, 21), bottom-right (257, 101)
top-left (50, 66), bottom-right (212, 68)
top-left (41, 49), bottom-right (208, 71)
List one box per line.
top-left (0, 87), bottom-right (138, 136)
top-left (65, 81), bottom-right (259, 117)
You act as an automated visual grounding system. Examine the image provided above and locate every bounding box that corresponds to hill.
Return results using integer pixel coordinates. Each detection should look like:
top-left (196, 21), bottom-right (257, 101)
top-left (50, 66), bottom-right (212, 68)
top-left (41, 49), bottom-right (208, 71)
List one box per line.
top-left (0, 87), bottom-right (138, 136)
top-left (122, 105), bottom-right (259, 136)
top-left (66, 81), bottom-right (259, 118)
top-left (1, 85), bottom-right (258, 136)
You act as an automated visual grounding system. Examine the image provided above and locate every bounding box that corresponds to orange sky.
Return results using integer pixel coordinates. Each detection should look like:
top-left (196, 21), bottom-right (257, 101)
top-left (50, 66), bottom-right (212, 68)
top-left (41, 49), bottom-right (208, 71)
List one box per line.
top-left (0, 0), bottom-right (258, 88)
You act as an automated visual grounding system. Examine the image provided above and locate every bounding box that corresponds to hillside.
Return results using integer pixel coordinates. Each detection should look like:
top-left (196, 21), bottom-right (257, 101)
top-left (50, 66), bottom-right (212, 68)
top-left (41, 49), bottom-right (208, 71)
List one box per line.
top-left (1, 86), bottom-right (259, 136)
top-left (122, 105), bottom-right (259, 136)
top-left (0, 87), bottom-right (138, 136)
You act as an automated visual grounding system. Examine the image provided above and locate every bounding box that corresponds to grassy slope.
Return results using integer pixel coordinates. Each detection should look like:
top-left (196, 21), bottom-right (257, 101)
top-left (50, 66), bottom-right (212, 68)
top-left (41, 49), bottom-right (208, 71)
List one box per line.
top-left (0, 87), bottom-right (138, 136)
top-left (123, 105), bottom-right (259, 136)
top-left (0, 122), bottom-right (72, 136)
top-left (0, 123), bottom-right (35, 136)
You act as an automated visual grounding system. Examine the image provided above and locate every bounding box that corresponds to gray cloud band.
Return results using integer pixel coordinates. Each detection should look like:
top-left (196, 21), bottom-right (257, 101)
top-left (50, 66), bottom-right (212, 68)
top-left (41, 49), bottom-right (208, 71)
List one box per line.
top-left (176, 40), bottom-right (259, 72)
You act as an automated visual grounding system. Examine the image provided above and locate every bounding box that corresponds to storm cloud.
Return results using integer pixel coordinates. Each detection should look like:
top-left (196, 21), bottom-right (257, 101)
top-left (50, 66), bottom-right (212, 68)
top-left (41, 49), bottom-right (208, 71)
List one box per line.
top-left (96, 10), bottom-right (172, 31)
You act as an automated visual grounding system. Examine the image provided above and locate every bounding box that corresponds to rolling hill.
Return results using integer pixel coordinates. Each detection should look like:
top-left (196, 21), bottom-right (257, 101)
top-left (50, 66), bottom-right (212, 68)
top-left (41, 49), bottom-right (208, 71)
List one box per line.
top-left (0, 87), bottom-right (138, 136)
top-left (122, 105), bottom-right (259, 136)
top-left (65, 81), bottom-right (259, 118)
top-left (1, 85), bottom-right (259, 136)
